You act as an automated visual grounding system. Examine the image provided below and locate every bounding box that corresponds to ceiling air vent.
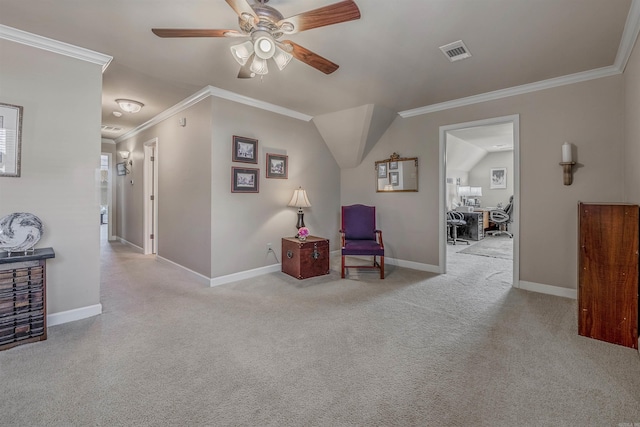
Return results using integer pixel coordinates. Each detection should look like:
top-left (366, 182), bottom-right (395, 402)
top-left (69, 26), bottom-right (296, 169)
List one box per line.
top-left (101, 125), bottom-right (122, 133)
top-left (439, 40), bottom-right (472, 62)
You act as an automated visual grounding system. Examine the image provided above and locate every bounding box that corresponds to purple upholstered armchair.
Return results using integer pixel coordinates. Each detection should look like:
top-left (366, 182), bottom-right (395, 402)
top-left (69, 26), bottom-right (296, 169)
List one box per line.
top-left (340, 204), bottom-right (384, 279)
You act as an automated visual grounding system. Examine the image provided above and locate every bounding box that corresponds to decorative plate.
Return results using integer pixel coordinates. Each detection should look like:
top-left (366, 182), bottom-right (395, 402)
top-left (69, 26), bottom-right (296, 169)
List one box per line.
top-left (0, 212), bottom-right (43, 253)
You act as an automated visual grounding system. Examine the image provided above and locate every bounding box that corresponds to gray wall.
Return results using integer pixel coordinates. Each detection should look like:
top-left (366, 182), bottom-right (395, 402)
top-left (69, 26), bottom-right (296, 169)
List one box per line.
top-left (117, 98), bottom-right (213, 276)
top-left (625, 29), bottom-right (640, 205)
top-left (0, 39), bottom-right (103, 315)
top-left (342, 75), bottom-right (625, 290)
top-left (468, 150), bottom-right (514, 208)
top-left (210, 98), bottom-right (340, 278)
top-left (116, 96), bottom-right (341, 279)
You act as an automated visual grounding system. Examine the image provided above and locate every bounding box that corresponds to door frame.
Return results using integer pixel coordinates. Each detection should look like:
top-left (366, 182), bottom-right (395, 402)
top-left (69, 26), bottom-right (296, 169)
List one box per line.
top-left (438, 114), bottom-right (520, 287)
top-left (100, 151), bottom-right (115, 241)
top-left (143, 138), bottom-right (158, 255)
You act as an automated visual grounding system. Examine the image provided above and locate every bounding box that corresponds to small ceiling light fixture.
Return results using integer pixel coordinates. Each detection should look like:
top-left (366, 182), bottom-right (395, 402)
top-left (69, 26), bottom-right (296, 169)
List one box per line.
top-left (116, 99), bottom-right (144, 113)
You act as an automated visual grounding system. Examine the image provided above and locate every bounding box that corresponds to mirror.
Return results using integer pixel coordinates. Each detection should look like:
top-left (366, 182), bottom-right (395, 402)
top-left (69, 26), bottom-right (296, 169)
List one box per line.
top-left (375, 153), bottom-right (418, 192)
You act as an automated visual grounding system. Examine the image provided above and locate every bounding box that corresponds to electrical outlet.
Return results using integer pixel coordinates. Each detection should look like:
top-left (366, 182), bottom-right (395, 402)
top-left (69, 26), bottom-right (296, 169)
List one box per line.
top-left (266, 243), bottom-right (272, 252)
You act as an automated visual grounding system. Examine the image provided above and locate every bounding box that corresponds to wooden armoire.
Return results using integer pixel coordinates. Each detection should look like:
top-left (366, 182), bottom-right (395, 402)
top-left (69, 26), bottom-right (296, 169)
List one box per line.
top-left (578, 202), bottom-right (639, 349)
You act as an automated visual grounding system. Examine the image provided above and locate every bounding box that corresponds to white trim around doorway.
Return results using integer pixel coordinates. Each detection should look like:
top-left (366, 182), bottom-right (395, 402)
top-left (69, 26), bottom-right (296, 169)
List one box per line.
top-left (439, 114), bottom-right (521, 288)
top-left (143, 138), bottom-right (159, 255)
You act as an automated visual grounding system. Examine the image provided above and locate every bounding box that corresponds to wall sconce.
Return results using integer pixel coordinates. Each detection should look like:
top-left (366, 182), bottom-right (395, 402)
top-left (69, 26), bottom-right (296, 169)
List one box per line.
top-left (118, 151), bottom-right (132, 175)
top-left (560, 142), bottom-right (576, 185)
top-left (288, 187), bottom-right (311, 230)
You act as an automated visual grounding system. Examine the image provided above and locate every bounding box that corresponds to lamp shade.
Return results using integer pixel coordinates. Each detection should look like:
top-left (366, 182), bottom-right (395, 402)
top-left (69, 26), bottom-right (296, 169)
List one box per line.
top-left (470, 186), bottom-right (483, 197)
top-left (288, 187), bottom-right (311, 208)
top-left (272, 45), bottom-right (293, 71)
top-left (118, 151), bottom-right (130, 160)
top-left (458, 186), bottom-right (471, 196)
top-left (230, 40), bottom-right (254, 66)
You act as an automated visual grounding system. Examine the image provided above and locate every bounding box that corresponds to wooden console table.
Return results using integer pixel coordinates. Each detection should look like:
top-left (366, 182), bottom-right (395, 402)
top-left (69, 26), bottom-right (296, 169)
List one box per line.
top-left (0, 248), bottom-right (55, 351)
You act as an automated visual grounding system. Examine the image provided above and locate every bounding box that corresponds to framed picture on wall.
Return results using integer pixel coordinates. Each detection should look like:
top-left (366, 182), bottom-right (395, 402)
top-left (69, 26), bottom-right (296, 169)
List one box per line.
top-left (390, 172), bottom-right (399, 186)
top-left (116, 163), bottom-right (127, 176)
top-left (490, 167), bottom-right (507, 189)
top-left (232, 135), bottom-right (258, 164)
top-left (266, 153), bottom-right (288, 179)
top-left (0, 102), bottom-right (23, 177)
top-left (231, 167), bottom-right (259, 193)
top-left (377, 163), bottom-right (387, 178)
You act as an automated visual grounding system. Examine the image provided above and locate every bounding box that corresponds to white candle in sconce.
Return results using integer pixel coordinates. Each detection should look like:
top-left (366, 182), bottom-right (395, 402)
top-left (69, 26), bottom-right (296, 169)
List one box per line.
top-left (562, 142), bottom-right (573, 163)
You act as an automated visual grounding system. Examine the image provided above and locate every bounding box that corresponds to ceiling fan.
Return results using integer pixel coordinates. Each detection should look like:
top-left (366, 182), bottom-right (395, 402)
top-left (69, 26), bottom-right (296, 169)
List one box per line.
top-left (152, 0), bottom-right (361, 79)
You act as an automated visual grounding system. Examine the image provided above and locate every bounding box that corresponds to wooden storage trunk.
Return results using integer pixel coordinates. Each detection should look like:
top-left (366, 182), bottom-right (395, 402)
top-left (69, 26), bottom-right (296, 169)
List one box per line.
top-left (282, 236), bottom-right (330, 280)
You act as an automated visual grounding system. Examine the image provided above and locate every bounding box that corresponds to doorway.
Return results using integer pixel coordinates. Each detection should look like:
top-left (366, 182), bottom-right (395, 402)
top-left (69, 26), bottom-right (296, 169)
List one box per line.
top-left (99, 153), bottom-right (114, 242)
top-left (143, 138), bottom-right (158, 255)
top-left (439, 115), bottom-right (520, 287)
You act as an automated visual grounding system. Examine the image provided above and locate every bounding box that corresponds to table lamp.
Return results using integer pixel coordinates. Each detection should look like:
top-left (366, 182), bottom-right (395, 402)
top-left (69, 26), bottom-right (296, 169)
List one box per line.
top-left (288, 187), bottom-right (311, 229)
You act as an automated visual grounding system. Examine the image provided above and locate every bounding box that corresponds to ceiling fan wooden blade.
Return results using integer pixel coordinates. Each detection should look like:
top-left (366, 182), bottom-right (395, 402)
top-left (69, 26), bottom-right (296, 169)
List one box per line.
top-left (225, 0), bottom-right (259, 24)
top-left (282, 41), bottom-right (339, 74)
top-left (277, 0), bottom-right (360, 34)
top-left (152, 28), bottom-right (244, 38)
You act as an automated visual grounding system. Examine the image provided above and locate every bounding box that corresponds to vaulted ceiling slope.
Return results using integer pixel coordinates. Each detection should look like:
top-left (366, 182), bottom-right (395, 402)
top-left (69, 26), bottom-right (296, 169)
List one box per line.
top-left (0, 0), bottom-right (637, 147)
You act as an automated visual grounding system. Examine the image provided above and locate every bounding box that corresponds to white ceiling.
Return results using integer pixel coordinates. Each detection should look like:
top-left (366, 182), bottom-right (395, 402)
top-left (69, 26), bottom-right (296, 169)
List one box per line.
top-left (0, 0), bottom-right (635, 140)
top-left (448, 123), bottom-right (513, 153)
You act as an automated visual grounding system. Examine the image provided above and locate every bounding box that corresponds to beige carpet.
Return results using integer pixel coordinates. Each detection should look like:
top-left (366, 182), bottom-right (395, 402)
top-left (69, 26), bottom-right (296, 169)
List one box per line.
top-left (0, 232), bottom-right (639, 426)
top-left (458, 235), bottom-right (513, 260)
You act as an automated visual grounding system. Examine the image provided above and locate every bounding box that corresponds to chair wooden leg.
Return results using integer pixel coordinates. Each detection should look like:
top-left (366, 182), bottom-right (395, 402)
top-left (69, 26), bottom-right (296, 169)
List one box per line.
top-left (380, 256), bottom-right (384, 279)
top-left (341, 255), bottom-right (345, 278)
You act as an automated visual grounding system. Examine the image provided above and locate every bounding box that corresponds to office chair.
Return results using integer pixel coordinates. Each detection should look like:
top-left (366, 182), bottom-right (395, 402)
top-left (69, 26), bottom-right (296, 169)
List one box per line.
top-left (488, 196), bottom-right (513, 238)
top-left (447, 211), bottom-right (469, 245)
top-left (340, 204), bottom-right (385, 279)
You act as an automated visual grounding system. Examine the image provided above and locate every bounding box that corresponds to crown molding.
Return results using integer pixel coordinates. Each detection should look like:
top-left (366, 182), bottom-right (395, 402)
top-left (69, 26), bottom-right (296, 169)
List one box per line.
top-left (615, 0), bottom-right (640, 71)
top-left (115, 85), bottom-right (312, 143)
top-left (398, 66), bottom-right (621, 118)
top-left (399, 0), bottom-right (640, 119)
top-left (115, 86), bottom-right (212, 143)
top-left (0, 25), bottom-right (112, 72)
top-left (207, 86), bottom-right (313, 122)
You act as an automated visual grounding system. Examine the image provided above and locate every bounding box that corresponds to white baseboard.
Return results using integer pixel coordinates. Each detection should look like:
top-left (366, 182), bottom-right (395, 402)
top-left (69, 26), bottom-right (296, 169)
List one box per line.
top-left (47, 303), bottom-right (102, 327)
top-left (156, 255), bottom-right (211, 286)
top-left (518, 280), bottom-right (577, 299)
top-left (117, 237), bottom-right (143, 253)
top-left (210, 264), bottom-right (282, 287)
top-left (155, 254), bottom-right (281, 288)
top-left (385, 257), bottom-right (441, 274)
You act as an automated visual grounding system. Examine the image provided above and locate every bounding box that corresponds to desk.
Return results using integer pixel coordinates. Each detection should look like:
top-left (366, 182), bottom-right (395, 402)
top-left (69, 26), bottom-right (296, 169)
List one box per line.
top-left (461, 211), bottom-right (485, 240)
top-left (475, 209), bottom-right (491, 230)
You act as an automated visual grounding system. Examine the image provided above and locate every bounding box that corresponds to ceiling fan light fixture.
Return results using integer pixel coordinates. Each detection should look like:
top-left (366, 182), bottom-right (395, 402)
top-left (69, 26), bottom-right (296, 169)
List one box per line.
top-left (273, 46), bottom-right (293, 71)
top-left (252, 31), bottom-right (275, 60)
top-left (230, 40), bottom-right (254, 66)
top-left (250, 56), bottom-right (269, 75)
